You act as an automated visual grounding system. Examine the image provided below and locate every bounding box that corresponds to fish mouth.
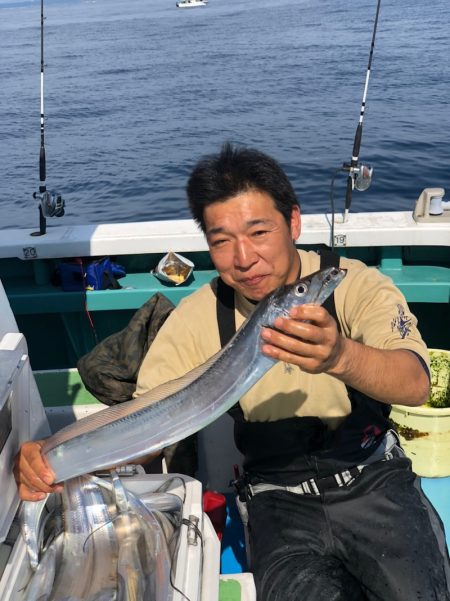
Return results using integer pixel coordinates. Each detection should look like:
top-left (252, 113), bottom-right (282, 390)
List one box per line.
top-left (315, 267), bottom-right (347, 297)
top-left (321, 266), bottom-right (347, 284)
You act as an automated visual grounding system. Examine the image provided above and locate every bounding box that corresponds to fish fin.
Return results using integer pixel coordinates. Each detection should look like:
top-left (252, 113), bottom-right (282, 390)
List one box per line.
top-left (133, 348), bottom-right (223, 405)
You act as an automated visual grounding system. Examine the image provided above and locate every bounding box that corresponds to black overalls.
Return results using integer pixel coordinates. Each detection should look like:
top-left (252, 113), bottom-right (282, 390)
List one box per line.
top-left (214, 251), bottom-right (450, 601)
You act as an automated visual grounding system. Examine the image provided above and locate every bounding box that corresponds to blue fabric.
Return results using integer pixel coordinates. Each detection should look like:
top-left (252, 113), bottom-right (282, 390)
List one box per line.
top-left (58, 257), bottom-right (126, 291)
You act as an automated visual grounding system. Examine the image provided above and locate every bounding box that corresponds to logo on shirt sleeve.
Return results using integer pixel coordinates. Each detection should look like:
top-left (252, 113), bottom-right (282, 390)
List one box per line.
top-left (391, 304), bottom-right (412, 339)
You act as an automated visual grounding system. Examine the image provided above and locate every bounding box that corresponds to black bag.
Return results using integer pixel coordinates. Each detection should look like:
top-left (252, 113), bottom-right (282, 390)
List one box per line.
top-left (77, 292), bottom-right (198, 475)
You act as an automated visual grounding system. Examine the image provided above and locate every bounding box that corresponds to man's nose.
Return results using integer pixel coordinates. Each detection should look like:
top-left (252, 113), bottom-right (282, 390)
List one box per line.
top-left (235, 239), bottom-right (257, 268)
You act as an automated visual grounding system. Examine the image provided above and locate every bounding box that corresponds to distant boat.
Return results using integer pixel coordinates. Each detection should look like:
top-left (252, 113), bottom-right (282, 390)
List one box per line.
top-left (176, 0), bottom-right (208, 7)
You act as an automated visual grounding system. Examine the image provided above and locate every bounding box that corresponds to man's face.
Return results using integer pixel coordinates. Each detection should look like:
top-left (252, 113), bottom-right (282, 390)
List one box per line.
top-left (204, 189), bottom-right (301, 301)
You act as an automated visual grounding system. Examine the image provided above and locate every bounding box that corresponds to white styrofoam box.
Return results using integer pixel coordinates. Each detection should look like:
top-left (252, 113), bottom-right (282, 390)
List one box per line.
top-left (0, 521), bottom-right (29, 601)
top-left (0, 335), bottom-right (52, 601)
top-left (1, 470), bottom-right (221, 601)
top-left (0, 335), bottom-right (51, 545)
top-left (0, 344), bottom-right (34, 601)
top-left (201, 512), bottom-right (221, 601)
top-left (0, 347), bottom-right (27, 547)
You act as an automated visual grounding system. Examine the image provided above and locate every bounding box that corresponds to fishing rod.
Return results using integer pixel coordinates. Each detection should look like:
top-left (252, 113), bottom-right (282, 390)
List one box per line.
top-left (342, 0), bottom-right (381, 223)
top-left (31, 0), bottom-right (65, 237)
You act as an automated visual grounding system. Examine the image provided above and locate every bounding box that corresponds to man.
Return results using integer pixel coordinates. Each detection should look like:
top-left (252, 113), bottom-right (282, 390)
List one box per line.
top-left (15, 144), bottom-right (449, 600)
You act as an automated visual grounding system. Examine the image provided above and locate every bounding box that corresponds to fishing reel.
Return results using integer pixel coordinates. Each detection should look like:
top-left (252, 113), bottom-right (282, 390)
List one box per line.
top-left (328, 161), bottom-right (375, 247)
top-left (343, 162), bottom-right (374, 192)
top-left (33, 189), bottom-right (65, 218)
top-left (31, 189), bottom-right (65, 236)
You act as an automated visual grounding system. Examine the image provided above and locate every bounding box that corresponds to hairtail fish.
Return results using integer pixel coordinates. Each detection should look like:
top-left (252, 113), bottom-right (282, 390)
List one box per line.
top-left (41, 267), bottom-right (346, 482)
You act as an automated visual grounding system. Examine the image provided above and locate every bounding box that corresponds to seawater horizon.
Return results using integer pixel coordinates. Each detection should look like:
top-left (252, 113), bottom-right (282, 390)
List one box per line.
top-left (0, 0), bottom-right (449, 230)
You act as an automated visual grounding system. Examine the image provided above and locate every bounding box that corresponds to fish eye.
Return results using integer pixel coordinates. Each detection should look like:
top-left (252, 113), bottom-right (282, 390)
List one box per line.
top-left (295, 283), bottom-right (308, 297)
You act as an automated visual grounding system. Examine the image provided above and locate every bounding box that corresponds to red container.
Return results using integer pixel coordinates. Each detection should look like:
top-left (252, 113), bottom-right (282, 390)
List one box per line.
top-left (203, 490), bottom-right (227, 541)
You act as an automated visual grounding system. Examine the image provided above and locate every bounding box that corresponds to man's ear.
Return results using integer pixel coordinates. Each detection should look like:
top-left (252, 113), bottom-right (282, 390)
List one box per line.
top-left (290, 206), bottom-right (301, 241)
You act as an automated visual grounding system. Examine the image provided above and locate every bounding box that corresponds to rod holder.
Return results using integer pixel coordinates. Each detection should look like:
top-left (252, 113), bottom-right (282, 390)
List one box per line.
top-left (413, 188), bottom-right (450, 223)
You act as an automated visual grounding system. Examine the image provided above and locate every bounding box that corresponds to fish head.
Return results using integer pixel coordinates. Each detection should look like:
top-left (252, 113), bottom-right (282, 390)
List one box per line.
top-left (267, 266), bottom-right (347, 318)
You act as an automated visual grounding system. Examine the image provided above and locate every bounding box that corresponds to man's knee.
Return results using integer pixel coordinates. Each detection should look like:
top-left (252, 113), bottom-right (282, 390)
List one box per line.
top-left (254, 554), bottom-right (367, 601)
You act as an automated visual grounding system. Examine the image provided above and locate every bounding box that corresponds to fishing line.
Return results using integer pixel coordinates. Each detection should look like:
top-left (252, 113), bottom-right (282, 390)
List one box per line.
top-left (82, 517), bottom-right (119, 553)
top-left (168, 515), bottom-right (202, 601)
top-left (342, 0), bottom-right (381, 222)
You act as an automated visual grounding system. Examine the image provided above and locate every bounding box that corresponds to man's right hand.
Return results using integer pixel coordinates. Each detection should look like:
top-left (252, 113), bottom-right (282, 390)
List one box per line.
top-left (13, 440), bottom-right (64, 501)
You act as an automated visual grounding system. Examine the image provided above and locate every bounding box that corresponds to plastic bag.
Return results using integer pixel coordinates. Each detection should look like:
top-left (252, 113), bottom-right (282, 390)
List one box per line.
top-left (153, 251), bottom-right (194, 286)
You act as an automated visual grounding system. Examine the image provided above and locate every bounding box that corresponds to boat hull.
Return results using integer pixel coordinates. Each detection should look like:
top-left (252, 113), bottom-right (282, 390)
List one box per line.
top-left (0, 202), bottom-right (448, 559)
top-left (176, 0), bottom-right (208, 7)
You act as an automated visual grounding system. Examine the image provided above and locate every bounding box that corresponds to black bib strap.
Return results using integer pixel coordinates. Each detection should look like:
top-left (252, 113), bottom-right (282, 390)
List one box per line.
top-left (216, 277), bottom-right (236, 348)
top-left (214, 250), bottom-right (343, 421)
top-left (214, 276), bottom-right (244, 418)
top-left (317, 248), bottom-right (340, 331)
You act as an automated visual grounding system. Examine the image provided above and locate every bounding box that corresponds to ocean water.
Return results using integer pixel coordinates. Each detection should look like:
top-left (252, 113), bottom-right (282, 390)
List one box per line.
top-left (0, 0), bottom-right (449, 230)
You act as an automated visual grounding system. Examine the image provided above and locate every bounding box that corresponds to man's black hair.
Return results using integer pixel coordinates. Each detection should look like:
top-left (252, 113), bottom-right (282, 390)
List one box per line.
top-left (186, 142), bottom-right (300, 232)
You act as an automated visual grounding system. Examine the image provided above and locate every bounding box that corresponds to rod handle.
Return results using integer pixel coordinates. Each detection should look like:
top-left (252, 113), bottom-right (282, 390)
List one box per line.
top-left (39, 145), bottom-right (46, 182)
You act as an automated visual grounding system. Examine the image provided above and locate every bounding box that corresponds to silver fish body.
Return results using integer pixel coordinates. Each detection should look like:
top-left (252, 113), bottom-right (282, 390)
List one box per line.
top-left (22, 473), bottom-right (179, 600)
top-left (95, 471), bottom-right (174, 601)
top-left (125, 492), bottom-right (174, 601)
top-left (46, 477), bottom-right (94, 601)
top-left (42, 266), bottom-right (346, 482)
top-left (137, 491), bottom-right (183, 516)
top-left (48, 476), bottom-right (118, 601)
top-left (23, 532), bottom-right (63, 601)
top-left (77, 478), bottom-right (118, 601)
top-left (21, 496), bottom-right (49, 570)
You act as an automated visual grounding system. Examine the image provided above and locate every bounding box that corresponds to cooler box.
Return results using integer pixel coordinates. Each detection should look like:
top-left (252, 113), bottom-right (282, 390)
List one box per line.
top-left (0, 334), bottom-right (221, 601)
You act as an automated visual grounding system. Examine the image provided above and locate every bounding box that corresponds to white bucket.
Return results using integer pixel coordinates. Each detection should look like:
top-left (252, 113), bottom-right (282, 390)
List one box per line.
top-left (391, 349), bottom-right (450, 477)
top-left (390, 403), bottom-right (450, 477)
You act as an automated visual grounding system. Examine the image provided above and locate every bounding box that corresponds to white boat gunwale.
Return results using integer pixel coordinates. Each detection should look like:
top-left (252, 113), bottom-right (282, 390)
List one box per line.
top-left (0, 210), bottom-right (449, 261)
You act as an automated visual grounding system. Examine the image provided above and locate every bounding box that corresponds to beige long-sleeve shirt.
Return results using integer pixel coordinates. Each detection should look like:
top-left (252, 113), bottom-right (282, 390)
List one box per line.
top-left (135, 250), bottom-right (429, 426)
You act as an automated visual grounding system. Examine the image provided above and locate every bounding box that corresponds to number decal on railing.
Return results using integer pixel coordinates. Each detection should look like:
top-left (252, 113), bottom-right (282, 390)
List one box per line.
top-left (22, 247), bottom-right (38, 259)
top-left (333, 234), bottom-right (347, 247)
